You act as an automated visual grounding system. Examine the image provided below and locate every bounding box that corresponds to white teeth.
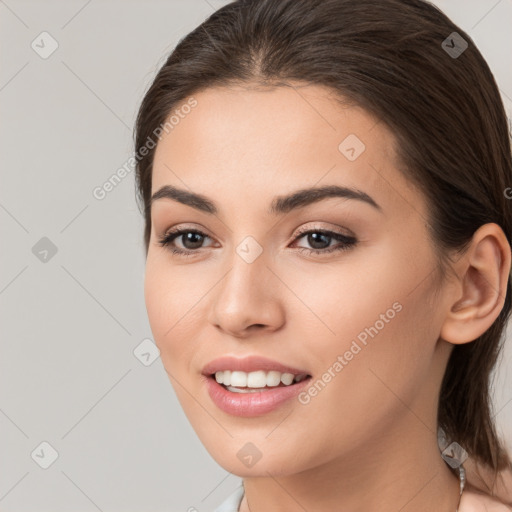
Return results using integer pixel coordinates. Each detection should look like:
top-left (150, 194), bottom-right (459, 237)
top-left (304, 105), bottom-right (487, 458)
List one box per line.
top-left (214, 370), bottom-right (309, 388)
top-left (266, 371), bottom-right (282, 387)
top-left (230, 371), bottom-right (247, 387)
top-left (281, 373), bottom-right (294, 385)
top-left (247, 370), bottom-right (267, 388)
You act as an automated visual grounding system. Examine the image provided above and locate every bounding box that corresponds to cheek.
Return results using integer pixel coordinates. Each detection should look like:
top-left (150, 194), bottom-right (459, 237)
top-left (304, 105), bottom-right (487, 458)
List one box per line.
top-left (144, 260), bottom-right (170, 341)
top-left (289, 298), bottom-right (433, 460)
top-left (292, 244), bottom-right (437, 416)
top-left (143, 257), bottom-right (196, 371)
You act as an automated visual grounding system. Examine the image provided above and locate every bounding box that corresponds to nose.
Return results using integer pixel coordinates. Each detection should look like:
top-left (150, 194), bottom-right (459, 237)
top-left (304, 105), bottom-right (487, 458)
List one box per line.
top-left (207, 249), bottom-right (286, 338)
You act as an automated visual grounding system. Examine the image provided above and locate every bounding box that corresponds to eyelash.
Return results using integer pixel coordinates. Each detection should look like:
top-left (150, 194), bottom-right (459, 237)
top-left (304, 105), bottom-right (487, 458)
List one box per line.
top-left (157, 226), bottom-right (357, 257)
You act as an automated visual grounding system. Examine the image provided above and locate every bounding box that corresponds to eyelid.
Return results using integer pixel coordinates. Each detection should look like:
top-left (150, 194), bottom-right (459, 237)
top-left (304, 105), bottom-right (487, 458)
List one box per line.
top-left (160, 222), bottom-right (213, 239)
top-left (293, 222), bottom-right (354, 239)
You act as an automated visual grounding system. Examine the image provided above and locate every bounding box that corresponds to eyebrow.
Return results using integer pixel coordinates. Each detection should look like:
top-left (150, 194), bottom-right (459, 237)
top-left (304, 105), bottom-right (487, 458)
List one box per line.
top-left (150, 184), bottom-right (382, 215)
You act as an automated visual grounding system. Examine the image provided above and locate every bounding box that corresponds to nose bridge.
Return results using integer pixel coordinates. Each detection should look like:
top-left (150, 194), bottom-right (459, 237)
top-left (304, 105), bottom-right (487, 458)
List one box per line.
top-left (208, 237), bottom-right (285, 334)
top-left (217, 241), bottom-right (271, 310)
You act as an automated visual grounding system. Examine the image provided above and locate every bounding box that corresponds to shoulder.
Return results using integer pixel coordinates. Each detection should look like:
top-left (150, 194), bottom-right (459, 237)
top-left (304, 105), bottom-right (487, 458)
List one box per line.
top-left (459, 487), bottom-right (512, 512)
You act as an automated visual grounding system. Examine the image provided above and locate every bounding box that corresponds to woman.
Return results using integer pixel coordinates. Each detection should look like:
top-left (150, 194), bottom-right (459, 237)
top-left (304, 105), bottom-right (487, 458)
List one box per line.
top-left (134, 0), bottom-right (512, 510)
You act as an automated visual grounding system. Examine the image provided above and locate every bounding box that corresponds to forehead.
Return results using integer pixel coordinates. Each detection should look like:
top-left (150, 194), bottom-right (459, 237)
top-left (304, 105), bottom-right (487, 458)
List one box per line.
top-left (151, 84), bottom-right (425, 219)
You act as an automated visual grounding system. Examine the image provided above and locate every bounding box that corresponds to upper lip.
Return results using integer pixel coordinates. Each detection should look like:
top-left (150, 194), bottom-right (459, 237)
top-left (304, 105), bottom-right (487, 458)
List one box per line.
top-left (202, 355), bottom-right (310, 376)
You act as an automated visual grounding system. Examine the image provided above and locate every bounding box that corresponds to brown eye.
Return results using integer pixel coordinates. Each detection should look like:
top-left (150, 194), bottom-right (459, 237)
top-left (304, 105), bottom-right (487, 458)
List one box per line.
top-left (158, 228), bottom-right (213, 255)
top-left (292, 228), bottom-right (357, 255)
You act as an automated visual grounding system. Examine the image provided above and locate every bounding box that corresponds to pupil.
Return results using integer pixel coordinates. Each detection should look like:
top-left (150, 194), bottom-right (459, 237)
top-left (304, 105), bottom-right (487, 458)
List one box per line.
top-left (308, 232), bottom-right (330, 249)
top-left (184, 232), bottom-right (203, 249)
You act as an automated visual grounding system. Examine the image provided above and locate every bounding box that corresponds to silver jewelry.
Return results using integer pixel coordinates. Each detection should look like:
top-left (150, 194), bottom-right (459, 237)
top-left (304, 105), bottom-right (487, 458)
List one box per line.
top-left (455, 463), bottom-right (466, 511)
top-left (438, 427), bottom-right (467, 511)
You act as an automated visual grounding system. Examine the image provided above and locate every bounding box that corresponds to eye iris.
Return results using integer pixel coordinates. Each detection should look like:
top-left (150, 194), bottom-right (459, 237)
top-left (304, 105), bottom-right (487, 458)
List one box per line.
top-left (182, 232), bottom-right (204, 249)
top-left (308, 232), bottom-right (330, 249)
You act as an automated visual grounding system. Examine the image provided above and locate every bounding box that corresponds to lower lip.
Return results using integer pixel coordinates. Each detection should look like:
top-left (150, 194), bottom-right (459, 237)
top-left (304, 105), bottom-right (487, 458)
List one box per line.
top-left (203, 374), bottom-right (312, 417)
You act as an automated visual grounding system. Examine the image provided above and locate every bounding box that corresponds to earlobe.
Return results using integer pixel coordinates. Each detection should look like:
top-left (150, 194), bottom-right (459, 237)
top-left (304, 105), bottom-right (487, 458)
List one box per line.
top-left (439, 223), bottom-right (511, 346)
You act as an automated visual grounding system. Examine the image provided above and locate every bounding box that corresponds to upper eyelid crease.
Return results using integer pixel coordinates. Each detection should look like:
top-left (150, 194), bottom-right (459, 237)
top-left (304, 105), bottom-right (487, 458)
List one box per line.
top-left (150, 184), bottom-right (382, 215)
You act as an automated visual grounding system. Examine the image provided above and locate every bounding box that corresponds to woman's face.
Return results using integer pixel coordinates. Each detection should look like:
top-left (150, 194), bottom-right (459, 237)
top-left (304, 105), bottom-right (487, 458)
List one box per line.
top-left (144, 84), bottom-right (454, 476)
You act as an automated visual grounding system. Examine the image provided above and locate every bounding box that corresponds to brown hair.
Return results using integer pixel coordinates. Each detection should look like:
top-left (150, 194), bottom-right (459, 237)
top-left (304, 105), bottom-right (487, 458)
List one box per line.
top-left (134, 0), bottom-right (512, 499)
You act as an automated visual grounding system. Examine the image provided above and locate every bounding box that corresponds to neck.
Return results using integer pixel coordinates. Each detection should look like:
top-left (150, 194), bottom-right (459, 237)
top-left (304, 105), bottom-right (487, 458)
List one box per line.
top-left (239, 421), bottom-right (461, 512)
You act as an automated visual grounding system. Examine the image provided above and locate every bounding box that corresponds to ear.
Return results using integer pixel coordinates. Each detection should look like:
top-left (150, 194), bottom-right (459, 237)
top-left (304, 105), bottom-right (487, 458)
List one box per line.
top-left (440, 223), bottom-right (511, 345)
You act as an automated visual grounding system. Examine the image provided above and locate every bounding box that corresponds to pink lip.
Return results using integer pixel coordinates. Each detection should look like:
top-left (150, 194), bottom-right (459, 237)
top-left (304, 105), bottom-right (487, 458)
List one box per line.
top-left (201, 355), bottom-right (310, 376)
top-left (203, 374), bottom-right (312, 417)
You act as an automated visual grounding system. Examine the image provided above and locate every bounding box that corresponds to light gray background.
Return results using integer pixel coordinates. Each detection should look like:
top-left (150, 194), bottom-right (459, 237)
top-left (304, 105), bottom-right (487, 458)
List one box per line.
top-left (1, 1), bottom-right (511, 511)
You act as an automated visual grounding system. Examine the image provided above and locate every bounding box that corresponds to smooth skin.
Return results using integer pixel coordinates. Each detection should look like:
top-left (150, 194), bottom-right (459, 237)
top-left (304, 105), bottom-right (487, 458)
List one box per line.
top-left (144, 84), bottom-right (511, 512)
